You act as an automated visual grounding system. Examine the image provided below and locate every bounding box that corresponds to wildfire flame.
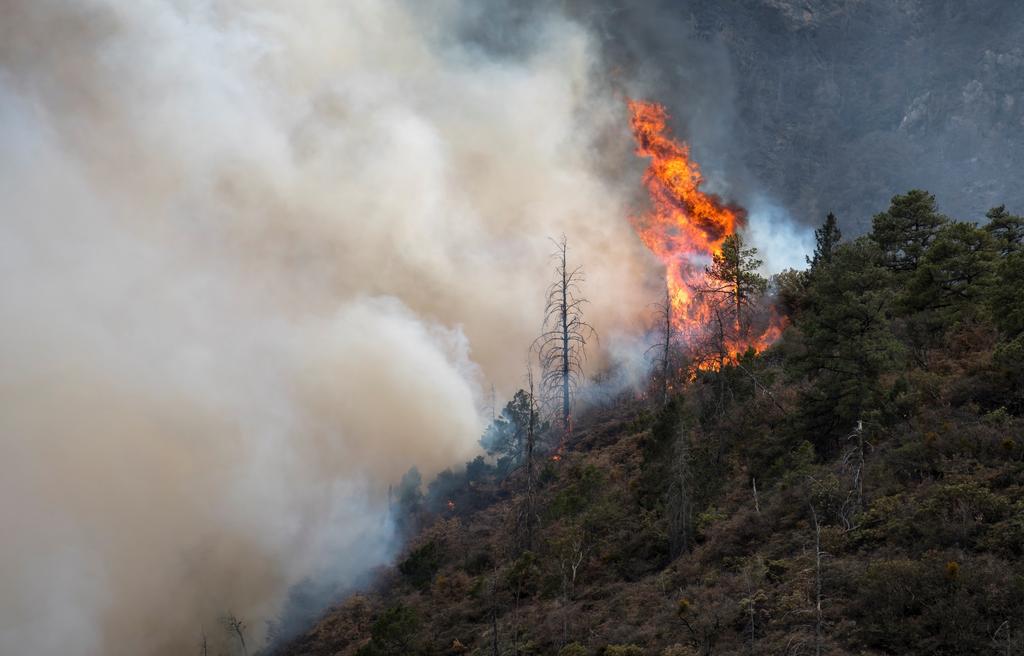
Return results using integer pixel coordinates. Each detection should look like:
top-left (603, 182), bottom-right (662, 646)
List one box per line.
top-left (627, 99), bottom-right (783, 369)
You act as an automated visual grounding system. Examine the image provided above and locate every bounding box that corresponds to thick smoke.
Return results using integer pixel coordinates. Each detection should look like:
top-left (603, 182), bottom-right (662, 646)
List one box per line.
top-left (0, 1), bottom-right (657, 654)
top-left (571, 0), bottom-right (1024, 232)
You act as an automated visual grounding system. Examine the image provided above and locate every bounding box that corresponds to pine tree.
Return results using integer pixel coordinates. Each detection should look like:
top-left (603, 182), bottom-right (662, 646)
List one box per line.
top-left (870, 190), bottom-right (947, 272)
top-left (808, 212), bottom-right (842, 269)
top-left (984, 205), bottom-right (1024, 255)
top-left (703, 233), bottom-right (768, 337)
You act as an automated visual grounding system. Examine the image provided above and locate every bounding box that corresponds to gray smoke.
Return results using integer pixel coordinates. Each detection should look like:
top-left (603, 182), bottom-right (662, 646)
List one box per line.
top-left (0, 1), bottom-right (657, 654)
top-left (570, 0), bottom-right (1024, 233)
top-left (9, 2), bottom-right (1009, 654)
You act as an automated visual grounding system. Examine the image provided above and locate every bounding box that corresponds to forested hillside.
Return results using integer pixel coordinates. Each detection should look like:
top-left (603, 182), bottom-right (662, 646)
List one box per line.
top-left (281, 191), bottom-right (1024, 656)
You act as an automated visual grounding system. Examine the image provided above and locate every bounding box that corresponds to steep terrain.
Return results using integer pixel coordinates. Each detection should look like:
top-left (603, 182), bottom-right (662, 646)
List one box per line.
top-left (278, 191), bottom-right (1024, 655)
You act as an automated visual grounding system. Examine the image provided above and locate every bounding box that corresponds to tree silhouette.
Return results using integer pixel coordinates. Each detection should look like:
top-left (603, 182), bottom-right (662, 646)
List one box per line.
top-left (535, 235), bottom-right (595, 438)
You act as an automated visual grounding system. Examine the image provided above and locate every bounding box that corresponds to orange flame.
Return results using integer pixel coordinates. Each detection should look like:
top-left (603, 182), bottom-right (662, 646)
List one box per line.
top-left (628, 99), bottom-right (782, 370)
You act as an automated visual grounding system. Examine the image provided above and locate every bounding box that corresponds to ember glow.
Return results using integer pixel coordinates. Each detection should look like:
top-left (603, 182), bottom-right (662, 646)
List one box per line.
top-left (628, 100), bottom-right (783, 368)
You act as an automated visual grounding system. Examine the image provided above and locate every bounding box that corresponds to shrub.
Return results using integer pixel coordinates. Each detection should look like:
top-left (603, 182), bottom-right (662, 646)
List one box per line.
top-left (602, 645), bottom-right (644, 656)
top-left (398, 540), bottom-right (442, 590)
top-left (558, 643), bottom-right (589, 656)
top-left (355, 604), bottom-right (420, 656)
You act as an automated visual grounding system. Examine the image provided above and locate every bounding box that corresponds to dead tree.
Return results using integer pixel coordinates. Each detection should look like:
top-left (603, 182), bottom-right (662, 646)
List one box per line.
top-left (666, 434), bottom-right (693, 559)
top-left (839, 419), bottom-right (868, 529)
top-left (535, 235), bottom-right (595, 439)
top-left (810, 506), bottom-right (825, 656)
top-left (558, 531), bottom-right (589, 645)
top-left (524, 363), bottom-right (540, 549)
top-left (221, 614), bottom-right (248, 656)
top-left (647, 286), bottom-right (676, 406)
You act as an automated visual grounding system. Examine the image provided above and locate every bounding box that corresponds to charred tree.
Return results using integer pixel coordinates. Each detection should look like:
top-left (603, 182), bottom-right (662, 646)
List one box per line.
top-left (524, 365), bottom-right (539, 549)
top-left (535, 235), bottom-right (595, 439)
top-left (811, 505), bottom-right (825, 656)
top-left (221, 614), bottom-right (247, 656)
top-left (647, 286), bottom-right (676, 406)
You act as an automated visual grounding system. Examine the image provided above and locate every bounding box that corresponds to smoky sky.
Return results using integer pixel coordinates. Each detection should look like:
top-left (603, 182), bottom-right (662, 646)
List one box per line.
top-left (562, 0), bottom-right (1024, 233)
top-left (1, 2), bottom-right (1014, 655)
top-left (0, 2), bottom-right (654, 654)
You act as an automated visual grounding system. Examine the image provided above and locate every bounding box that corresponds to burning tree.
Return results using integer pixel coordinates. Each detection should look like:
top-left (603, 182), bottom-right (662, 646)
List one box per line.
top-left (627, 99), bottom-right (783, 369)
top-left (535, 235), bottom-right (595, 439)
top-left (699, 233), bottom-right (768, 365)
top-left (647, 287), bottom-right (678, 406)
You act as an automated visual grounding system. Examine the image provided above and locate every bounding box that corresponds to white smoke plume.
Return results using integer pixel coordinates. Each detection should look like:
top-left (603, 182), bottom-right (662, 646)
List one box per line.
top-left (0, 1), bottom-right (658, 654)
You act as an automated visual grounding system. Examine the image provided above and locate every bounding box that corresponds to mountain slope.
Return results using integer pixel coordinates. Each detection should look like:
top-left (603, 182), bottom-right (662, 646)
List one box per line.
top-left (280, 191), bottom-right (1024, 656)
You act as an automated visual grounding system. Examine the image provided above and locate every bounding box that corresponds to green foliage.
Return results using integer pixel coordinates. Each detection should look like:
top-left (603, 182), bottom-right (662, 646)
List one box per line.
top-left (789, 237), bottom-right (902, 453)
top-left (398, 540), bottom-right (441, 590)
top-left (549, 464), bottom-right (604, 518)
top-left (703, 233), bottom-right (769, 336)
top-left (462, 549), bottom-right (493, 576)
top-left (871, 189), bottom-right (948, 272)
top-left (808, 211), bottom-right (842, 269)
top-left (479, 389), bottom-right (534, 472)
top-left (988, 251), bottom-right (1024, 338)
top-left (538, 460), bottom-right (558, 487)
top-left (771, 268), bottom-right (808, 319)
top-left (903, 221), bottom-right (995, 340)
top-left (506, 550), bottom-right (541, 597)
top-left (298, 189), bottom-right (1024, 656)
top-left (638, 398), bottom-right (685, 508)
top-left (355, 605), bottom-right (421, 656)
top-left (983, 205), bottom-right (1024, 255)
top-left (991, 334), bottom-right (1024, 412)
top-left (558, 643), bottom-right (590, 656)
top-left (852, 554), bottom-right (1024, 655)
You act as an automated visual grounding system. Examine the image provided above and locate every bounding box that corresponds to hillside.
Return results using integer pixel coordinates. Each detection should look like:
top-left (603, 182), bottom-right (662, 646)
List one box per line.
top-left (280, 191), bottom-right (1024, 656)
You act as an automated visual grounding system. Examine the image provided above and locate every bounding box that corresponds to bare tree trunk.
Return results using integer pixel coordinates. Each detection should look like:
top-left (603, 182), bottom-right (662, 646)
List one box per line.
top-left (854, 419), bottom-right (864, 511)
top-left (667, 435), bottom-right (692, 559)
top-left (221, 614), bottom-right (247, 656)
top-left (537, 236), bottom-right (594, 446)
top-left (560, 247), bottom-right (571, 434)
top-left (559, 537), bottom-right (587, 646)
top-left (525, 367), bottom-right (537, 550)
top-left (735, 268), bottom-right (743, 336)
top-left (662, 288), bottom-right (672, 405)
top-left (752, 477), bottom-right (761, 515)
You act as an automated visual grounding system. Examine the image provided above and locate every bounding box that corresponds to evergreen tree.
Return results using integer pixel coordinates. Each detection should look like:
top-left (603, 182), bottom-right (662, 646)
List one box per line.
top-left (479, 390), bottom-right (532, 473)
top-left (983, 205), bottom-right (1024, 255)
top-left (989, 251), bottom-right (1024, 339)
top-left (703, 233), bottom-right (768, 336)
top-left (790, 238), bottom-right (901, 454)
top-left (808, 211), bottom-right (842, 269)
top-left (903, 222), bottom-right (996, 345)
top-left (871, 190), bottom-right (947, 272)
